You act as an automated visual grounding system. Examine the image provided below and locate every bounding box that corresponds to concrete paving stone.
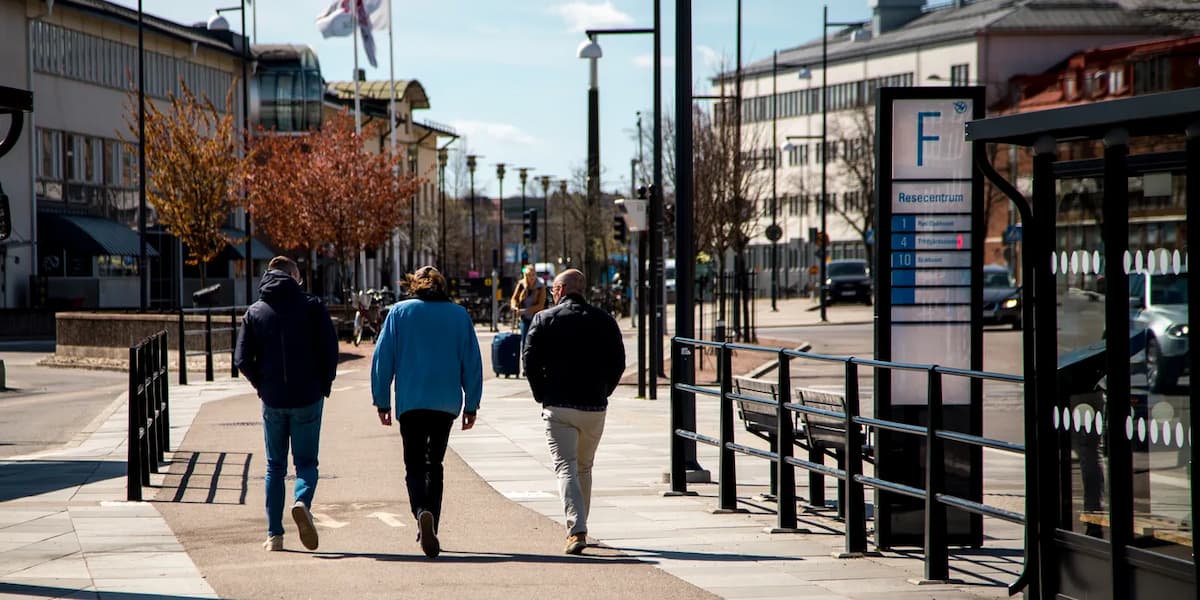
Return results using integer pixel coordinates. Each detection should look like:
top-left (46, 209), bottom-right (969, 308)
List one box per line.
top-left (708, 585), bottom-right (844, 599)
top-left (83, 552), bottom-right (202, 579)
top-left (4, 555), bottom-right (91, 580)
top-left (71, 517), bottom-right (173, 537)
top-left (74, 536), bottom-right (185, 554)
top-left (0, 546), bottom-right (83, 579)
top-left (91, 579), bottom-right (218, 599)
top-left (0, 509), bottom-right (64, 528)
top-left (664, 569), bottom-right (809, 588)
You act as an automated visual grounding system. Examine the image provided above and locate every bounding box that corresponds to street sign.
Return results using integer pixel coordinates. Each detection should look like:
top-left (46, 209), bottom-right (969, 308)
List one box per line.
top-left (615, 197), bottom-right (648, 232)
top-left (1003, 224), bottom-right (1022, 243)
top-left (876, 86), bottom-right (984, 548)
top-left (765, 224), bottom-right (782, 242)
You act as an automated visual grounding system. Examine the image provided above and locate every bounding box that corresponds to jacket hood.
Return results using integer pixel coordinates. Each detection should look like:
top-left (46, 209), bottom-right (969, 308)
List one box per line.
top-left (258, 269), bottom-right (303, 303)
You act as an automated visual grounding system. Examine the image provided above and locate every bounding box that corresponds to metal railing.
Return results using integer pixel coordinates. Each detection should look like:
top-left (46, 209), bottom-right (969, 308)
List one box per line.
top-left (177, 306), bottom-right (247, 384)
top-left (670, 337), bottom-right (1026, 588)
top-left (127, 330), bottom-right (169, 502)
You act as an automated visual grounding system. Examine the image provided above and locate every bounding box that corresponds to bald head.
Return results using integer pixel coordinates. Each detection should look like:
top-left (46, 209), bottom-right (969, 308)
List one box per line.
top-left (553, 269), bottom-right (586, 298)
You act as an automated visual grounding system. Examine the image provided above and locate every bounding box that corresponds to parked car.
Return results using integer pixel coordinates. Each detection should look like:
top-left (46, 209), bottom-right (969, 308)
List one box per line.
top-left (824, 259), bottom-right (872, 305)
top-left (1130, 270), bottom-right (1189, 392)
top-left (664, 258), bottom-right (676, 303)
top-left (982, 265), bottom-right (1022, 329)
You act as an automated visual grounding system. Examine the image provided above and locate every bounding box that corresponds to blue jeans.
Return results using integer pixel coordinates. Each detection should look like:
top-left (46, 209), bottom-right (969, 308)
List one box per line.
top-left (262, 399), bottom-right (323, 537)
top-left (519, 317), bottom-right (532, 355)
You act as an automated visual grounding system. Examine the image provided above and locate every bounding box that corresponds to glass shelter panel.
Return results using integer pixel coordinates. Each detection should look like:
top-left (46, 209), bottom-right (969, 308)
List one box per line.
top-left (1126, 171), bottom-right (1191, 560)
top-left (1054, 177), bottom-right (1110, 540)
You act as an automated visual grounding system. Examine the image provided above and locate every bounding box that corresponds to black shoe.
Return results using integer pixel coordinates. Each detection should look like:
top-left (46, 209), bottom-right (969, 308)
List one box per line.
top-left (417, 510), bottom-right (440, 558)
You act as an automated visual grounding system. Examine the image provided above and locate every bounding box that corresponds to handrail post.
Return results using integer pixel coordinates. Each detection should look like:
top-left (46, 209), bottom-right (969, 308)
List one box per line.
top-left (841, 360), bottom-right (868, 557)
top-left (920, 367), bottom-right (950, 583)
top-left (204, 308), bottom-right (214, 382)
top-left (770, 351), bottom-right (803, 532)
top-left (668, 337), bottom-right (688, 494)
top-left (126, 344), bottom-right (142, 502)
top-left (230, 306), bottom-right (239, 378)
top-left (177, 309), bottom-right (187, 385)
top-left (714, 342), bottom-right (744, 513)
top-left (159, 332), bottom-right (170, 452)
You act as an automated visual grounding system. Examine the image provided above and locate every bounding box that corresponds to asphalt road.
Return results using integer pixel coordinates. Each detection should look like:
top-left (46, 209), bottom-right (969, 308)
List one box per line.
top-left (755, 322), bottom-right (1027, 444)
top-left (0, 343), bottom-right (127, 458)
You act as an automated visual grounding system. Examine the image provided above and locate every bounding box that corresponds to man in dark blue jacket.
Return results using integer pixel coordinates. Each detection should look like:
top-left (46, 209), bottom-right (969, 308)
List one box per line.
top-left (235, 256), bottom-right (338, 552)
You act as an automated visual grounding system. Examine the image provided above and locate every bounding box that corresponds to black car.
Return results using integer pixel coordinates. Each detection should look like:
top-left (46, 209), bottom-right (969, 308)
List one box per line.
top-left (824, 259), bottom-right (872, 305)
top-left (982, 265), bottom-right (1022, 329)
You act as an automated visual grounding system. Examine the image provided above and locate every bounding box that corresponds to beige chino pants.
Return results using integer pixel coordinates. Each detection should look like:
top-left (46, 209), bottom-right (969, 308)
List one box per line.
top-left (542, 406), bottom-right (607, 536)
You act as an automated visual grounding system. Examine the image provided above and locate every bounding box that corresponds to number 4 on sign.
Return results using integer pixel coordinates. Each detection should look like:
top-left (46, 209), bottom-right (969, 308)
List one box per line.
top-left (369, 512), bottom-right (407, 528)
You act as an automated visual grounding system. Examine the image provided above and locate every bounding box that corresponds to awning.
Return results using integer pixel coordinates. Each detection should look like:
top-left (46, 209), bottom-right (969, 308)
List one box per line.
top-left (38, 212), bottom-right (158, 257)
top-left (220, 227), bottom-right (275, 261)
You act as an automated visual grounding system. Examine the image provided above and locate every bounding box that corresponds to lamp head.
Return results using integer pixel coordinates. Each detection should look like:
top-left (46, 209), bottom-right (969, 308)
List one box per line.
top-left (207, 14), bottom-right (230, 31)
top-left (576, 39), bottom-right (603, 60)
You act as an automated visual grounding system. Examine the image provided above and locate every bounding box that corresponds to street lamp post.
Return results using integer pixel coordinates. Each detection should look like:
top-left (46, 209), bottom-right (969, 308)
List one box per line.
top-left (518, 167), bottom-right (532, 266)
top-left (137, 0), bottom-right (147, 310)
top-left (437, 147), bottom-right (448, 267)
top-left (466, 154), bottom-right (478, 272)
top-left (558, 180), bottom-right (569, 266)
top-left (408, 143), bottom-right (418, 272)
top-left (495, 163), bottom-right (507, 276)
top-left (538, 175), bottom-right (552, 264)
top-left (213, 3), bottom-right (252, 307)
top-left (577, 12), bottom-right (661, 398)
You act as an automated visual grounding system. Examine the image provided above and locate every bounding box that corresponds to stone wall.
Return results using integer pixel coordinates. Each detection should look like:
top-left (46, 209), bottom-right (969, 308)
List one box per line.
top-left (53, 310), bottom-right (239, 365)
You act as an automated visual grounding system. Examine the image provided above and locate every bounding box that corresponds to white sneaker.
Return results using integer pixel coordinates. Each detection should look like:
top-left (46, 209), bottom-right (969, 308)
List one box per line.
top-left (292, 501), bottom-right (319, 550)
top-left (262, 535), bottom-right (283, 551)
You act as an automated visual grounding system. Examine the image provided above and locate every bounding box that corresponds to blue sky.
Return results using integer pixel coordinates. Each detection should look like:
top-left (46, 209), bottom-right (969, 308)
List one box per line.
top-left (116, 1), bottom-right (870, 198)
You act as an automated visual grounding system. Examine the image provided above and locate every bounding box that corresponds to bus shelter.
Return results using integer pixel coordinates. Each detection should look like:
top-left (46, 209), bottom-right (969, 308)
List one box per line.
top-left (967, 87), bottom-right (1199, 599)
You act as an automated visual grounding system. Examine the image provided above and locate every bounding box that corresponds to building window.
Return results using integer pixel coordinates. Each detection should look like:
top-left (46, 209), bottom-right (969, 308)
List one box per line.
top-left (950, 64), bottom-right (969, 86)
top-left (1063, 73), bottom-right (1078, 99)
top-left (1109, 66), bottom-right (1125, 95)
top-left (1133, 56), bottom-right (1171, 94)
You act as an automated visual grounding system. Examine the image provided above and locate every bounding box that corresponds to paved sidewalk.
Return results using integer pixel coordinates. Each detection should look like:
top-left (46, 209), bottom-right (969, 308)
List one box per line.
top-left (0, 378), bottom-right (254, 599)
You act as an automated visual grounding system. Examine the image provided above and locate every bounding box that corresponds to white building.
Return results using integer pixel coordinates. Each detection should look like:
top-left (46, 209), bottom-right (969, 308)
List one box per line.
top-left (728, 0), bottom-right (1183, 297)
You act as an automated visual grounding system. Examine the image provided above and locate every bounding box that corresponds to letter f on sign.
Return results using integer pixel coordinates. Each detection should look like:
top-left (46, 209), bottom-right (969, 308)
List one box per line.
top-left (916, 111), bottom-right (941, 167)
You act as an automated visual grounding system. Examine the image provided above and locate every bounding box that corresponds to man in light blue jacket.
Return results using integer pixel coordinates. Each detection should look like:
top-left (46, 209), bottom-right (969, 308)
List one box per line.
top-left (371, 266), bottom-right (483, 558)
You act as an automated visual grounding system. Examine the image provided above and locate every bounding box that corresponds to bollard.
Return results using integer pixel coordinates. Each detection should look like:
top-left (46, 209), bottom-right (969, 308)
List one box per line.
top-left (921, 367), bottom-right (950, 583)
top-left (146, 339), bottom-right (159, 474)
top-left (230, 307), bottom-right (239, 378)
top-left (841, 360), bottom-right (868, 557)
top-left (177, 309), bottom-right (188, 385)
top-left (204, 309), bottom-right (214, 382)
top-left (137, 341), bottom-right (150, 487)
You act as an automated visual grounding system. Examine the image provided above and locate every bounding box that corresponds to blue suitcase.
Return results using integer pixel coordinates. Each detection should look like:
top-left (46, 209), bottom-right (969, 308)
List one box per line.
top-left (492, 332), bottom-right (521, 378)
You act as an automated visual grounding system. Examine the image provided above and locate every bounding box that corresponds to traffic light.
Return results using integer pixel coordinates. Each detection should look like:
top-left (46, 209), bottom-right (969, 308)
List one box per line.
top-left (612, 215), bottom-right (627, 244)
top-left (636, 184), bottom-right (655, 200)
top-left (523, 209), bottom-right (538, 243)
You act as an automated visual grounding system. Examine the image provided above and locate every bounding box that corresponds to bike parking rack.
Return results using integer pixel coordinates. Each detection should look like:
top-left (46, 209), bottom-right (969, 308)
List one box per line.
top-left (669, 336), bottom-right (1026, 589)
top-left (127, 330), bottom-right (169, 502)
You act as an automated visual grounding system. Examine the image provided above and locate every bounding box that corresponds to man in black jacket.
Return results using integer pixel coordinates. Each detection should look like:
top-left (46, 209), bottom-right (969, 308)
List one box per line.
top-left (235, 256), bottom-right (338, 552)
top-left (522, 268), bottom-right (625, 554)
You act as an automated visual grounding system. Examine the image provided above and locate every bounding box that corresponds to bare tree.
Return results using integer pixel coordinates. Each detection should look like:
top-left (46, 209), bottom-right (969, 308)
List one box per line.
top-left (828, 104), bottom-right (876, 260)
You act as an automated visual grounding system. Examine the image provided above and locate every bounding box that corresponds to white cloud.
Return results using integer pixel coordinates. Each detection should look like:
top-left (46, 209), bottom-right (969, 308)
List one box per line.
top-left (450, 120), bottom-right (538, 146)
top-left (550, 1), bottom-right (634, 33)
top-left (696, 45), bottom-right (722, 70)
top-left (633, 53), bottom-right (675, 69)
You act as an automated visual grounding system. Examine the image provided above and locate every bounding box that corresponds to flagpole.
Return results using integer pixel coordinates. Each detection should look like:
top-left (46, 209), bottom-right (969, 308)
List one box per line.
top-left (388, 0), bottom-right (401, 284)
top-left (352, 1), bottom-right (365, 292)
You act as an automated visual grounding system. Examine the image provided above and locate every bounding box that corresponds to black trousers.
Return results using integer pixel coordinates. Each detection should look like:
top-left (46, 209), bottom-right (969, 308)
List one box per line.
top-left (399, 409), bottom-right (456, 528)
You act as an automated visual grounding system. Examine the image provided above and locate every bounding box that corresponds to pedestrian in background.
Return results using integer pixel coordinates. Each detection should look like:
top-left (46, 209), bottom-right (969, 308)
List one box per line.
top-left (372, 266), bottom-right (484, 558)
top-left (510, 265), bottom-right (547, 351)
top-left (235, 256), bottom-right (339, 552)
top-left (522, 268), bottom-right (625, 554)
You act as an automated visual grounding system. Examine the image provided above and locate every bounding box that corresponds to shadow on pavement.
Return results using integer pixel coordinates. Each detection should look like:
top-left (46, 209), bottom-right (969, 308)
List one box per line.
top-left (604, 546), bottom-right (803, 563)
top-left (0, 581), bottom-right (213, 599)
top-left (0, 459), bottom-right (121, 502)
top-left (310, 549), bottom-right (646, 565)
top-left (155, 451), bottom-right (252, 505)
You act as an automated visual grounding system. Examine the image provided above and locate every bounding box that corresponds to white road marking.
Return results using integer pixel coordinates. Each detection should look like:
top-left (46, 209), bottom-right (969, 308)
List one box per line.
top-left (368, 512), bottom-right (408, 528)
top-left (311, 512), bottom-right (349, 529)
top-left (335, 369), bottom-right (359, 376)
top-left (330, 386), bottom-right (354, 392)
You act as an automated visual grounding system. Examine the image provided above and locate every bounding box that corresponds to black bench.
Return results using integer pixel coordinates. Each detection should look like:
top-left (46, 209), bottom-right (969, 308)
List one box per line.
top-left (731, 376), bottom-right (808, 500)
top-left (795, 387), bottom-right (875, 513)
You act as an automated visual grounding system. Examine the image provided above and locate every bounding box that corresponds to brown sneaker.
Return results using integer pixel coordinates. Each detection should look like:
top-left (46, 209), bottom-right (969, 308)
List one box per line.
top-left (291, 501), bottom-right (319, 551)
top-left (564, 532), bottom-right (587, 555)
top-left (417, 510), bottom-right (440, 558)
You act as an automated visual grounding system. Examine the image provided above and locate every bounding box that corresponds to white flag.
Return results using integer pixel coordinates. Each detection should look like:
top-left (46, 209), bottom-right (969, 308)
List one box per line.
top-left (354, 0), bottom-right (381, 68)
top-left (363, 0), bottom-right (389, 31)
top-left (315, 0), bottom-right (353, 38)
